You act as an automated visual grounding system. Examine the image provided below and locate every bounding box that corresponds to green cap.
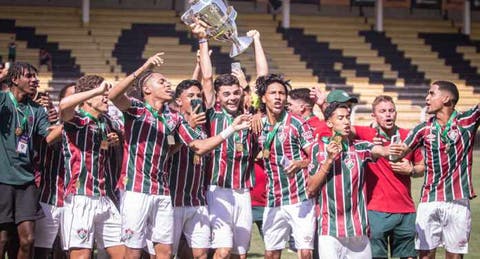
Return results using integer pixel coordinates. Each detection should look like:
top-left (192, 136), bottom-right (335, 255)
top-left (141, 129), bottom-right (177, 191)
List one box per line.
top-left (326, 90), bottom-right (358, 104)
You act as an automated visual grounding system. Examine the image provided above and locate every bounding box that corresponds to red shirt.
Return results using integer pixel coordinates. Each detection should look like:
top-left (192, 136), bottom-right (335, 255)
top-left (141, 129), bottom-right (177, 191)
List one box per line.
top-left (306, 115), bottom-right (325, 140)
top-left (315, 119), bottom-right (332, 138)
top-left (251, 160), bottom-right (267, 207)
top-left (354, 126), bottom-right (423, 213)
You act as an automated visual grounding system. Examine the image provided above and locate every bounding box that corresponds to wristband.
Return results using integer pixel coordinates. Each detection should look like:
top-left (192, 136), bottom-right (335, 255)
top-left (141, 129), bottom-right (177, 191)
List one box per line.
top-left (198, 38), bottom-right (208, 44)
top-left (220, 126), bottom-right (235, 140)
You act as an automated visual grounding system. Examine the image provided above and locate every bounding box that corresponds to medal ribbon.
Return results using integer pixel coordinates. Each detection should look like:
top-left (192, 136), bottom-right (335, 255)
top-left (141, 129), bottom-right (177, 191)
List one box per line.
top-left (8, 91), bottom-right (30, 133)
top-left (145, 102), bottom-right (170, 135)
top-left (79, 109), bottom-right (107, 140)
top-left (263, 111), bottom-right (286, 153)
top-left (376, 126), bottom-right (399, 142)
top-left (434, 111), bottom-right (457, 143)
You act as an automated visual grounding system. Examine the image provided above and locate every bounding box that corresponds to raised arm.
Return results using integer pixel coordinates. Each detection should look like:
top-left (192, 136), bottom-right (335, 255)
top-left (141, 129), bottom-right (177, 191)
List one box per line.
top-left (191, 21), bottom-right (215, 109)
top-left (109, 53), bottom-right (164, 111)
top-left (247, 30), bottom-right (268, 78)
top-left (59, 82), bottom-right (109, 122)
top-left (188, 114), bottom-right (251, 155)
top-left (192, 50), bottom-right (202, 81)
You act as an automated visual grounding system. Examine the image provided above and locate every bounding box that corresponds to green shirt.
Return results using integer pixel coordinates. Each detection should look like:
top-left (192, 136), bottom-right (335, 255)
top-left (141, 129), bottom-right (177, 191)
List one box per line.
top-left (0, 91), bottom-right (50, 185)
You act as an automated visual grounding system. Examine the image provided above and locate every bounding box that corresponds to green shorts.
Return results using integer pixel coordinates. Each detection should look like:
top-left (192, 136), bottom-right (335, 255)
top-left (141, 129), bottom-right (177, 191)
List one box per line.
top-left (368, 210), bottom-right (417, 258)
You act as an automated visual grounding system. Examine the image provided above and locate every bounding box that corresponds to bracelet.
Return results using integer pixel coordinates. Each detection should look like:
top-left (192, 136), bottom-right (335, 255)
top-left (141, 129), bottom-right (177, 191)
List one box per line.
top-left (220, 126), bottom-right (235, 140)
top-left (198, 38), bottom-right (208, 44)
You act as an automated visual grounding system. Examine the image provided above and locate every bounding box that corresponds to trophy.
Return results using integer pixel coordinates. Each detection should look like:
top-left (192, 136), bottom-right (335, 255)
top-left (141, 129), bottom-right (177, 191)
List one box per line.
top-left (181, 0), bottom-right (253, 57)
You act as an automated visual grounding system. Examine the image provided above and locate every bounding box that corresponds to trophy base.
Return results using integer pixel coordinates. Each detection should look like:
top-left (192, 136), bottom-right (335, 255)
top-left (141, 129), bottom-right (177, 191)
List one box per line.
top-left (230, 36), bottom-right (253, 58)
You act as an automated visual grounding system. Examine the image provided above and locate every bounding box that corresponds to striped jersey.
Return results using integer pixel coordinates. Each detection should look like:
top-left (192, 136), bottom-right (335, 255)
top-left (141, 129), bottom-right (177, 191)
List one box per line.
top-left (206, 104), bottom-right (257, 189)
top-left (63, 111), bottom-right (121, 197)
top-left (404, 105), bottom-right (480, 202)
top-left (37, 140), bottom-right (65, 206)
top-left (117, 99), bottom-right (198, 195)
top-left (310, 140), bottom-right (374, 238)
top-left (259, 111), bottom-right (314, 207)
top-left (168, 120), bottom-right (208, 207)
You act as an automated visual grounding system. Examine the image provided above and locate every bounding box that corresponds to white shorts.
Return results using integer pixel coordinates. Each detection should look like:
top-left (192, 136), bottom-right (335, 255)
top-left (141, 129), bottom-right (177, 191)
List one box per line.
top-left (415, 199), bottom-right (471, 254)
top-left (172, 206), bottom-right (210, 254)
top-left (34, 202), bottom-right (64, 249)
top-left (62, 195), bottom-right (122, 249)
top-left (120, 191), bottom-right (173, 249)
top-left (262, 199), bottom-right (315, 251)
top-left (207, 186), bottom-right (252, 255)
top-left (317, 235), bottom-right (371, 259)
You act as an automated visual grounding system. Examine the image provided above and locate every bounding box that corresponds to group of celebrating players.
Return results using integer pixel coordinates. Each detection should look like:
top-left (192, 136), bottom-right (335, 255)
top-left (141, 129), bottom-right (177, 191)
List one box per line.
top-left (0, 20), bottom-right (479, 259)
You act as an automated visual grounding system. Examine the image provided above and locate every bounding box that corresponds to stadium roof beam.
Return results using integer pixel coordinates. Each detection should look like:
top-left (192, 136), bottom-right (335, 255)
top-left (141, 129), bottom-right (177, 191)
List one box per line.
top-left (375, 0), bottom-right (383, 32)
top-left (282, 0), bottom-right (290, 28)
top-left (82, 0), bottom-right (90, 25)
top-left (463, 0), bottom-right (471, 35)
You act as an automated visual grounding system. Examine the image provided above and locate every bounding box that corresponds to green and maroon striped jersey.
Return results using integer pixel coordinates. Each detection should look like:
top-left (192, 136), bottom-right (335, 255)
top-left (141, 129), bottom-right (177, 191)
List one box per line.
top-left (404, 105), bottom-right (480, 202)
top-left (63, 111), bottom-right (120, 197)
top-left (310, 140), bottom-right (374, 238)
top-left (168, 121), bottom-right (208, 207)
top-left (37, 141), bottom-right (65, 207)
top-left (117, 99), bottom-right (199, 195)
top-left (206, 104), bottom-right (257, 189)
top-left (259, 111), bottom-right (314, 207)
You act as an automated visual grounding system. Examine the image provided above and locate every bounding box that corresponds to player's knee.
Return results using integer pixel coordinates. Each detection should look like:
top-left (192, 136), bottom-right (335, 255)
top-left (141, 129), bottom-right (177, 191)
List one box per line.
top-left (215, 248), bottom-right (232, 259)
top-left (299, 249), bottom-right (312, 259)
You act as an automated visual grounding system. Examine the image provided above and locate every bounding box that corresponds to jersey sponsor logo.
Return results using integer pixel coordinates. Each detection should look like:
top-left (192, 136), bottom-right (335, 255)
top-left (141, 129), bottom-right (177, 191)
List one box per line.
top-left (301, 131), bottom-right (313, 141)
top-left (426, 133), bottom-right (436, 142)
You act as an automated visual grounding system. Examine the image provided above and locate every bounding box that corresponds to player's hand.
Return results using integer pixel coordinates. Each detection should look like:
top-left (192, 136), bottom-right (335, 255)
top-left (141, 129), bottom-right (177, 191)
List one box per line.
top-left (107, 132), bottom-right (120, 146)
top-left (326, 142), bottom-right (341, 160)
top-left (188, 105), bottom-right (207, 128)
top-left (251, 112), bottom-right (263, 135)
top-left (284, 159), bottom-right (309, 178)
top-left (47, 107), bottom-right (59, 123)
top-left (390, 158), bottom-right (413, 175)
top-left (310, 87), bottom-right (326, 107)
top-left (231, 68), bottom-right (248, 88)
top-left (247, 29), bottom-right (260, 41)
top-left (389, 142), bottom-right (406, 158)
top-left (97, 81), bottom-right (112, 95)
top-left (145, 52), bottom-right (165, 69)
top-left (232, 114), bottom-right (252, 131)
top-left (190, 18), bottom-right (209, 39)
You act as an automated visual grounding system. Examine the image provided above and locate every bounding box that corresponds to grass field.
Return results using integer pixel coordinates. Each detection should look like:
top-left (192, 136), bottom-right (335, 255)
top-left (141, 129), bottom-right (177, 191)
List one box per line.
top-left (248, 150), bottom-right (480, 259)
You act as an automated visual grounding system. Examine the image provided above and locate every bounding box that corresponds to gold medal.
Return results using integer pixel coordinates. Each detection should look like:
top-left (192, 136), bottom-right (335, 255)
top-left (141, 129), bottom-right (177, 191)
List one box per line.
top-left (15, 127), bottom-right (23, 136)
top-left (236, 142), bottom-right (244, 153)
top-left (100, 140), bottom-right (109, 150)
top-left (193, 154), bottom-right (201, 165)
top-left (263, 149), bottom-right (270, 158)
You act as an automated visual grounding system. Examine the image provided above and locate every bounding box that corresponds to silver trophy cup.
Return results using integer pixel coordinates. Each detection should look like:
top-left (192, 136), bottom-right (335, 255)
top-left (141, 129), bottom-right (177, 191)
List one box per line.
top-left (181, 0), bottom-right (253, 57)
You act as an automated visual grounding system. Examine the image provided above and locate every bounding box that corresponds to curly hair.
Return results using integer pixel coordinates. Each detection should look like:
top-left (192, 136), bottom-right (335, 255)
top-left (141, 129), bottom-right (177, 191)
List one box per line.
top-left (76, 75), bottom-right (104, 93)
top-left (255, 73), bottom-right (291, 112)
top-left (5, 62), bottom-right (38, 87)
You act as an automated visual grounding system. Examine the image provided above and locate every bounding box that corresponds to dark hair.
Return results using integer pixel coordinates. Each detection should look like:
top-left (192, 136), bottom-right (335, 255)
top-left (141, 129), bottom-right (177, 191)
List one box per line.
top-left (371, 95), bottom-right (394, 111)
top-left (432, 80), bottom-right (459, 106)
top-left (255, 74), bottom-right (291, 112)
top-left (324, 102), bottom-right (350, 120)
top-left (6, 62), bottom-right (38, 86)
top-left (58, 82), bottom-right (76, 101)
top-left (132, 69), bottom-right (156, 99)
top-left (288, 88), bottom-right (314, 107)
top-left (76, 75), bottom-right (104, 93)
top-left (213, 74), bottom-right (239, 93)
top-left (174, 79), bottom-right (202, 99)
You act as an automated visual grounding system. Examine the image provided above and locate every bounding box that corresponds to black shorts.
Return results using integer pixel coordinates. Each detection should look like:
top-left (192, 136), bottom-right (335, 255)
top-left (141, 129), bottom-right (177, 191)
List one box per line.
top-left (0, 182), bottom-right (43, 225)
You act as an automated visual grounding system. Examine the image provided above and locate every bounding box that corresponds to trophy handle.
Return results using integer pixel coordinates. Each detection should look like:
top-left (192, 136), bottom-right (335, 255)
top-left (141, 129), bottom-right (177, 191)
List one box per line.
top-left (230, 36), bottom-right (253, 57)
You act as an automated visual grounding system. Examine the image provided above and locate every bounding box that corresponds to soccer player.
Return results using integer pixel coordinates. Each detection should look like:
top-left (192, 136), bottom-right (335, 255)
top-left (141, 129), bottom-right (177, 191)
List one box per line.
top-left (390, 81), bottom-right (480, 259)
top-left (354, 95), bottom-right (424, 259)
top-left (308, 102), bottom-right (389, 259)
top-left (0, 62), bottom-right (55, 259)
top-left (108, 54), bottom-right (251, 259)
top-left (287, 88), bottom-right (322, 139)
top-left (34, 83), bottom-right (75, 259)
top-left (256, 74), bottom-right (315, 259)
top-left (59, 75), bottom-right (125, 259)
top-left (193, 22), bottom-right (268, 258)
